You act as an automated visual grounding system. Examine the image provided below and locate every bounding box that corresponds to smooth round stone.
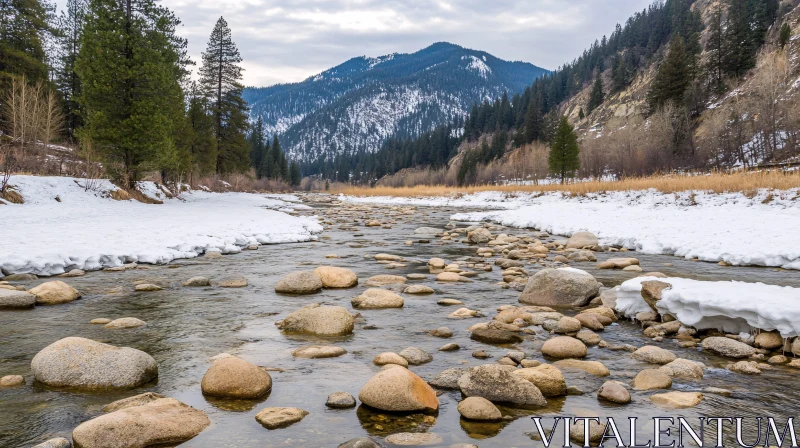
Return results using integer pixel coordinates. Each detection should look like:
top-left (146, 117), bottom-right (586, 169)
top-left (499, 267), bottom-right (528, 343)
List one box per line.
top-left (255, 407), bottom-right (309, 429)
top-left (292, 345), bottom-right (347, 359)
top-left (326, 392), bottom-right (356, 408)
top-left (0, 375), bottom-right (24, 387)
top-left (104, 317), bottom-right (146, 329)
top-left (90, 318), bottom-right (111, 324)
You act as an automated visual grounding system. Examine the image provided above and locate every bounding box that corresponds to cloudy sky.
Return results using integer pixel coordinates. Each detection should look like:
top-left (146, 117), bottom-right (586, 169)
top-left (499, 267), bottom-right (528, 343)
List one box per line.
top-left (58, 0), bottom-right (655, 87)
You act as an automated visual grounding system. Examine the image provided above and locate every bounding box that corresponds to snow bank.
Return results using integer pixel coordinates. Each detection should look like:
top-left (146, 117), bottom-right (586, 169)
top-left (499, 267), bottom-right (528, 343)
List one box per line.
top-left (444, 189), bottom-right (800, 270)
top-left (0, 176), bottom-right (322, 277)
top-left (617, 276), bottom-right (800, 337)
top-left (340, 191), bottom-right (529, 209)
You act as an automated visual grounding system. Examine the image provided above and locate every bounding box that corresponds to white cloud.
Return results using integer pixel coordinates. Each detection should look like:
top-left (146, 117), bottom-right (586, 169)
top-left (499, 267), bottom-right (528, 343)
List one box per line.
top-left (53, 0), bottom-right (655, 86)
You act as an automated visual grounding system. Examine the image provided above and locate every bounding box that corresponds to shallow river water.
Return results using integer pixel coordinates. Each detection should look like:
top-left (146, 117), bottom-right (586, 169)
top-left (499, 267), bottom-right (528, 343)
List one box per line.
top-left (2, 201), bottom-right (800, 448)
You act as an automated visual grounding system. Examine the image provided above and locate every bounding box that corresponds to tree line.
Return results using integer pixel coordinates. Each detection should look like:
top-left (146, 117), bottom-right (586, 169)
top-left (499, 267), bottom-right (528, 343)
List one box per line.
top-left (1, 0), bottom-right (291, 192)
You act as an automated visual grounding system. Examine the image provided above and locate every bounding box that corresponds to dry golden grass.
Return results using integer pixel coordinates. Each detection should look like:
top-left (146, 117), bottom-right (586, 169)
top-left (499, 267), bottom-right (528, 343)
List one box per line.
top-left (329, 170), bottom-right (800, 197)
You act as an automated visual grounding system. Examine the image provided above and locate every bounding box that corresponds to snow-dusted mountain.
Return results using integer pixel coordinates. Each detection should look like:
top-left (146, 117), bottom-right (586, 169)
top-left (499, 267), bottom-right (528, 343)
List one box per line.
top-left (243, 42), bottom-right (548, 161)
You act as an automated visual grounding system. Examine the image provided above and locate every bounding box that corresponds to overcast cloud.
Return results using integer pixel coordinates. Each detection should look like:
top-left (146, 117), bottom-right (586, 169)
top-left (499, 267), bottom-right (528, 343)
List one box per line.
top-left (55, 0), bottom-right (655, 87)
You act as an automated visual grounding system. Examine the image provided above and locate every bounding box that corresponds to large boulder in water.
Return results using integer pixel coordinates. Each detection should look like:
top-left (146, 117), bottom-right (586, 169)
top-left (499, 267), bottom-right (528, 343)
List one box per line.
top-left (701, 337), bottom-right (756, 359)
top-left (0, 288), bottom-right (36, 309)
top-left (358, 366), bottom-right (439, 412)
top-left (274, 271), bottom-right (323, 294)
top-left (457, 364), bottom-right (546, 408)
top-left (518, 268), bottom-right (600, 307)
top-left (277, 303), bottom-right (354, 336)
top-left (566, 232), bottom-right (598, 249)
top-left (201, 356), bottom-right (272, 399)
top-left (71, 398), bottom-right (209, 448)
top-left (28, 280), bottom-right (81, 305)
top-left (313, 266), bottom-right (358, 288)
top-left (351, 288), bottom-right (404, 309)
top-left (467, 228), bottom-right (492, 243)
top-left (31, 337), bottom-right (157, 389)
top-left (513, 364), bottom-right (566, 396)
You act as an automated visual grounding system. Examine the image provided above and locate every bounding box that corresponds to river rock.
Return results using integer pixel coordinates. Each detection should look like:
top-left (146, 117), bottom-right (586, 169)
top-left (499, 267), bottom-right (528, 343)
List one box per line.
top-left (649, 391), bottom-right (704, 408)
top-left (575, 313), bottom-right (605, 331)
top-left (641, 280), bottom-right (671, 311)
top-left (576, 329), bottom-right (601, 346)
top-left (0, 289), bottom-right (36, 309)
top-left (255, 407), bottom-right (309, 429)
top-left (374, 254), bottom-right (402, 261)
top-left (428, 257), bottom-right (446, 269)
top-left (277, 304), bottom-right (354, 336)
top-left (631, 346), bottom-right (676, 365)
top-left (569, 417), bottom-right (606, 444)
top-left (553, 359), bottom-right (610, 376)
top-left (201, 356), bottom-right (272, 399)
top-left (32, 437), bottom-right (71, 448)
top-left (470, 327), bottom-right (522, 344)
top-left (566, 231), bottom-right (598, 249)
top-left (457, 397), bottom-right (502, 421)
top-left (436, 272), bottom-right (461, 282)
top-left (429, 368), bottom-right (465, 389)
top-left (352, 288), bottom-right (404, 309)
top-left (29, 281), bottom-right (81, 305)
top-left (102, 392), bottom-right (165, 412)
top-left (71, 398), bottom-right (209, 448)
top-left (218, 276), bottom-right (248, 288)
top-left (416, 227), bottom-right (443, 235)
top-left (90, 318), bottom-right (111, 324)
top-left (554, 316), bottom-right (582, 334)
top-left (457, 364), bottom-right (546, 408)
top-left (597, 380), bottom-right (631, 403)
top-left (32, 337), bottom-right (157, 389)
top-left (314, 266), bottom-right (358, 288)
top-left (429, 327), bottom-right (453, 338)
top-left (755, 331), bottom-right (784, 349)
top-left (658, 358), bottom-right (704, 380)
top-left (275, 271), bottom-right (323, 294)
top-left (541, 336), bottom-right (587, 359)
top-left (701, 337), bottom-right (756, 358)
top-left (338, 437), bottom-right (383, 448)
top-left (3, 273), bottom-right (38, 281)
top-left (633, 369), bottom-right (672, 390)
top-left (518, 268), bottom-right (600, 307)
top-left (599, 288), bottom-right (618, 308)
top-left (104, 317), bottom-right (146, 329)
top-left (182, 276), bottom-right (210, 287)
top-left (468, 228), bottom-right (492, 244)
top-left (373, 352), bottom-right (408, 367)
top-left (450, 307), bottom-right (480, 318)
top-left (399, 347), bottom-right (432, 365)
top-left (292, 345), bottom-right (347, 359)
top-left (513, 364), bottom-right (566, 396)
top-left (567, 249), bottom-right (597, 262)
top-left (364, 275), bottom-right (407, 287)
top-left (134, 283), bottom-right (162, 292)
top-left (358, 366), bottom-right (438, 412)
top-left (596, 257), bottom-right (639, 270)
top-left (404, 285), bottom-right (434, 294)
top-left (0, 375), bottom-right (24, 387)
top-left (384, 433), bottom-right (443, 446)
top-left (326, 392), bottom-right (356, 408)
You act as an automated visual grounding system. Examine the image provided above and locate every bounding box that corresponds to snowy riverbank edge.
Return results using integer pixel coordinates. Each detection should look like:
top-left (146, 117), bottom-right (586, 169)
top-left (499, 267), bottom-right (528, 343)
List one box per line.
top-left (342, 189), bottom-right (800, 270)
top-left (0, 176), bottom-right (323, 277)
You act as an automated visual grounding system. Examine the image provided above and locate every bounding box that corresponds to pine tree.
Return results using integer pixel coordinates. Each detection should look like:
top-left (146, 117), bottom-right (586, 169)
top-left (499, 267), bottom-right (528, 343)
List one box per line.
top-left (76, 0), bottom-right (189, 188)
top-left (578, 107), bottom-right (585, 120)
top-left (722, 0), bottom-right (756, 78)
top-left (647, 37), bottom-right (690, 110)
top-left (587, 75), bottom-right (604, 113)
top-left (55, 0), bottom-right (86, 141)
top-left (522, 96), bottom-right (542, 144)
top-left (248, 116), bottom-right (266, 178)
top-left (548, 116), bottom-right (580, 184)
top-left (0, 0), bottom-right (56, 92)
top-left (289, 161), bottom-right (301, 186)
top-left (184, 81), bottom-right (217, 179)
top-left (199, 16), bottom-right (249, 174)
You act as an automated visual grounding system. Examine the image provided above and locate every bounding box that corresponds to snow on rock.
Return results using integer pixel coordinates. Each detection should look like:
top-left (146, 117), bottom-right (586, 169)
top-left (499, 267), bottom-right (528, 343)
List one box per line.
top-left (445, 189), bottom-right (800, 270)
top-left (0, 175), bottom-right (322, 277)
top-left (617, 276), bottom-right (800, 337)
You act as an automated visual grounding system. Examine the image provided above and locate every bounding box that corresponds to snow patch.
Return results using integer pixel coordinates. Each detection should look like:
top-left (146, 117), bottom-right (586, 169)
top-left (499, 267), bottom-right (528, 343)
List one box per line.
top-left (617, 276), bottom-right (800, 337)
top-left (462, 55), bottom-right (491, 78)
top-left (0, 176), bottom-right (322, 277)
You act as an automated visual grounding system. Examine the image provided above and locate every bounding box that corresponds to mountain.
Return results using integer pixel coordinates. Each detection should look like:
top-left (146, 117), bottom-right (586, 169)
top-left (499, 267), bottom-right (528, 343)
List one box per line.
top-left (243, 42), bottom-right (548, 161)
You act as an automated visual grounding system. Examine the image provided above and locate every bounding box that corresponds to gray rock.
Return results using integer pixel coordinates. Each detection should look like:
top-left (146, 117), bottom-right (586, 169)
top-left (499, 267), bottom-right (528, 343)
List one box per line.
top-left (274, 271), bottom-right (323, 294)
top-left (702, 337), bottom-right (756, 359)
top-left (457, 364), bottom-right (546, 408)
top-left (470, 328), bottom-right (523, 344)
top-left (399, 347), bottom-right (433, 365)
top-left (102, 392), bottom-right (165, 412)
top-left (277, 303), bottom-right (354, 336)
top-left (566, 232), bottom-right (598, 249)
top-left (0, 288), bottom-right (36, 309)
top-left (32, 438), bottom-right (71, 448)
top-left (182, 276), bottom-right (210, 287)
top-left (326, 392), bottom-right (356, 408)
top-left (31, 337), bottom-right (157, 389)
top-left (429, 368), bottom-right (466, 389)
top-left (254, 407), bottom-right (309, 429)
top-left (518, 268), bottom-right (600, 307)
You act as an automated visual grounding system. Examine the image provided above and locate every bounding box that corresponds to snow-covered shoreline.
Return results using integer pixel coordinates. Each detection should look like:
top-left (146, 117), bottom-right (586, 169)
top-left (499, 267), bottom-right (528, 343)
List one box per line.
top-left (342, 189), bottom-right (800, 270)
top-left (0, 176), bottom-right (323, 277)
